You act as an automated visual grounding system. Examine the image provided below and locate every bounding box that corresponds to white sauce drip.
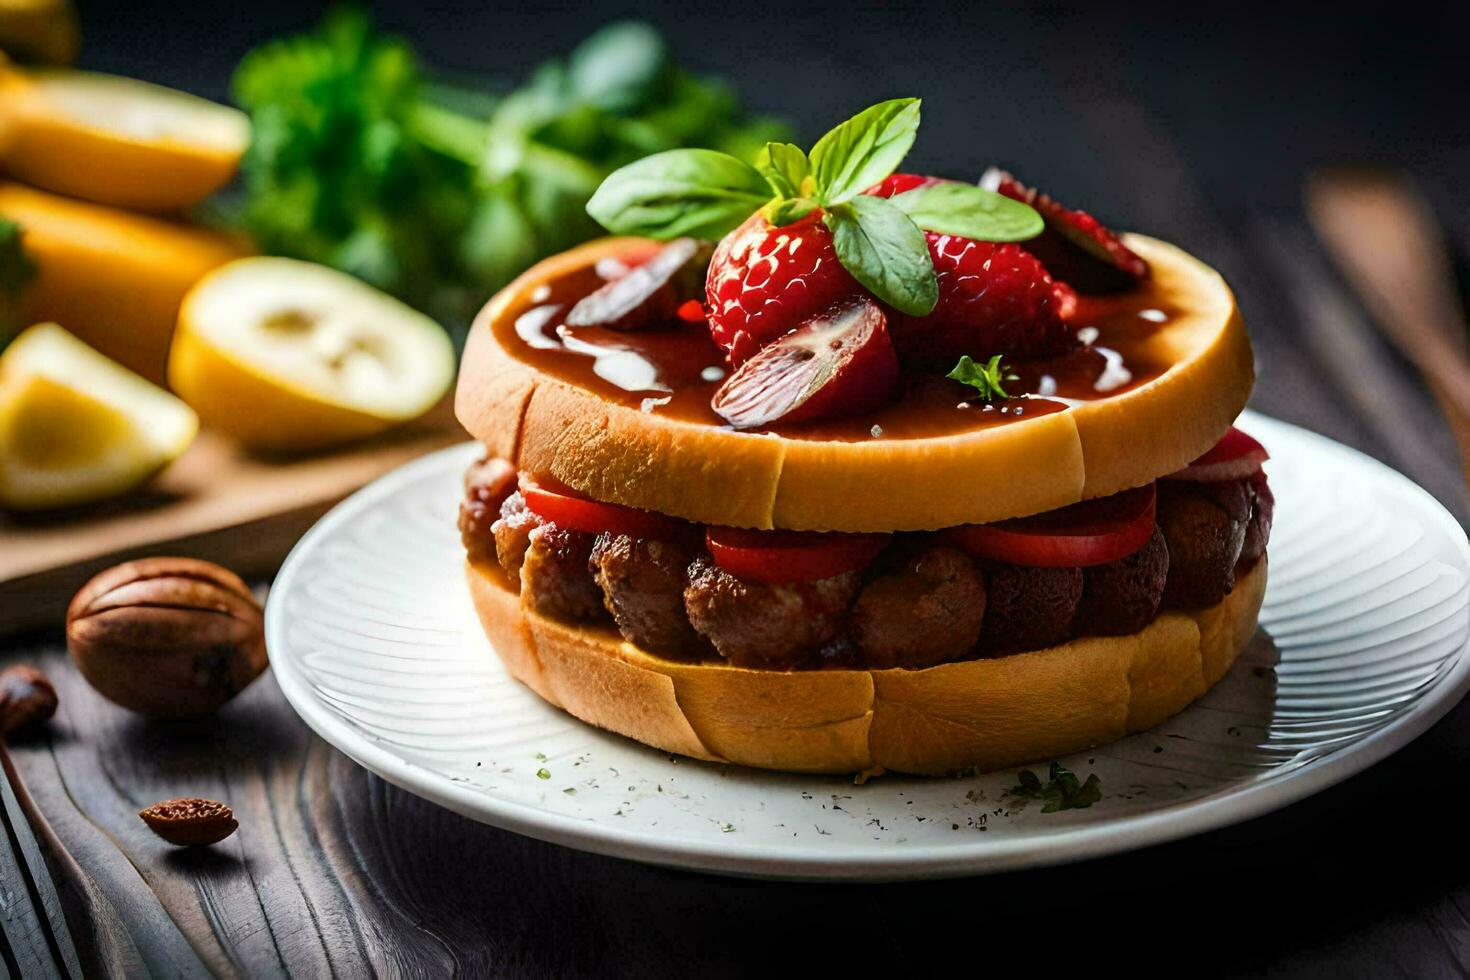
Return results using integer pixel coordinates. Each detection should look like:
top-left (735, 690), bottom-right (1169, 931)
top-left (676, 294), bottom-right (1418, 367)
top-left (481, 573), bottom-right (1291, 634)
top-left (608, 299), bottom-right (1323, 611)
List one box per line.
top-left (1092, 345), bottom-right (1133, 393)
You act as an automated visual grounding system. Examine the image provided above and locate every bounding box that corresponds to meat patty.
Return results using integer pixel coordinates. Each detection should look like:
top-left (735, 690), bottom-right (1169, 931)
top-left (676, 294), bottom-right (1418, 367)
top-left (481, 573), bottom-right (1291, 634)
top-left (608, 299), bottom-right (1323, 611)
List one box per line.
top-left (683, 557), bottom-right (860, 669)
top-left (491, 491), bottom-right (538, 588)
top-left (851, 545), bottom-right (986, 668)
top-left (521, 523), bottom-right (603, 621)
top-left (1076, 526), bottom-right (1169, 636)
top-left (590, 531), bottom-right (706, 657)
top-left (980, 563), bottom-right (1082, 653)
top-left (1238, 470), bottom-right (1274, 571)
top-left (1157, 480), bottom-right (1246, 609)
top-left (459, 457), bottom-right (518, 564)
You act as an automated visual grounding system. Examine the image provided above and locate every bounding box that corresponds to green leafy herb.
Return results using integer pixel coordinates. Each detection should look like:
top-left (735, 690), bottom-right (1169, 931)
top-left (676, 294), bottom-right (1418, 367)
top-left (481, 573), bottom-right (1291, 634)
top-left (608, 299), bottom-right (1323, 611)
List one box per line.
top-left (231, 10), bottom-right (787, 331)
top-left (589, 97), bottom-right (944, 313)
top-left (585, 94), bottom-right (1049, 317)
top-left (890, 182), bottom-right (1043, 242)
top-left (564, 21), bottom-right (665, 113)
top-left (585, 149), bottom-right (771, 240)
top-left (827, 196), bottom-right (936, 315)
top-left (1009, 762), bottom-right (1102, 812)
top-left (808, 97), bottom-right (921, 206)
top-left (754, 142), bottom-right (810, 199)
top-left (947, 354), bottom-right (1017, 401)
top-left (0, 218), bottom-right (36, 337)
top-left (536, 768), bottom-right (551, 780)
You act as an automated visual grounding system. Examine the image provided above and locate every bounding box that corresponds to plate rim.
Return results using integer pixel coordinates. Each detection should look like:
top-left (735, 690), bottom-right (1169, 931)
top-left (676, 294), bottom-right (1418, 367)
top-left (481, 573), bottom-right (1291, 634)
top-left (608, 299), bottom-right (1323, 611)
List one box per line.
top-left (266, 412), bottom-right (1470, 880)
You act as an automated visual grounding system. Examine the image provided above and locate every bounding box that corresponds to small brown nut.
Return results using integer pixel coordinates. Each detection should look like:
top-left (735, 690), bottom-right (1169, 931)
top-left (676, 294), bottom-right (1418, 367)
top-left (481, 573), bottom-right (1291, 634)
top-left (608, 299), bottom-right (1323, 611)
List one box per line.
top-left (0, 664), bottom-right (58, 735)
top-left (139, 798), bottom-right (238, 846)
top-left (66, 557), bottom-right (268, 719)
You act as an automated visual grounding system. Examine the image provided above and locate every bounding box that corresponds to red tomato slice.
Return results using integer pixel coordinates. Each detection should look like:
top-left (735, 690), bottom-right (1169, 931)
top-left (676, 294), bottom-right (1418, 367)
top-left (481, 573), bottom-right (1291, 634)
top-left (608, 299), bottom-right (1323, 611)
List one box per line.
top-left (947, 484), bottom-right (1157, 568)
top-left (1169, 426), bottom-right (1268, 482)
top-left (705, 527), bottom-right (889, 584)
top-left (521, 477), bottom-right (681, 538)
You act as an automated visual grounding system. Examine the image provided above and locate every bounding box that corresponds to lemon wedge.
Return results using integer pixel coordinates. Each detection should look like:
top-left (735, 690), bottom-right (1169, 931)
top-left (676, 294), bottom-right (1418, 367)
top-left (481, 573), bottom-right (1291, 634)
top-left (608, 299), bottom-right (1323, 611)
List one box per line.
top-left (0, 323), bottom-right (197, 510)
top-left (0, 68), bottom-right (248, 212)
top-left (169, 257), bottom-right (456, 453)
top-left (0, 181), bottom-right (253, 384)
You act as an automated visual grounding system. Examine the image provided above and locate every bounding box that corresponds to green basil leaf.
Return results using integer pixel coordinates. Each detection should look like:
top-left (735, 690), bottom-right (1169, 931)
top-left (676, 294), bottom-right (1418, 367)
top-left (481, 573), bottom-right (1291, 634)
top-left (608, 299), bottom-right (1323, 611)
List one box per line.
top-left (567, 21), bottom-right (667, 112)
top-left (889, 182), bottom-right (1043, 241)
top-left (755, 141), bottom-right (810, 198)
top-left (809, 98), bottom-right (921, 206)
top-left (827, 195), bottom-right (936, 316)
top-left (762, 196), bottom-right (820, 227)
top-left (586, 148), bottom-right (771, 240)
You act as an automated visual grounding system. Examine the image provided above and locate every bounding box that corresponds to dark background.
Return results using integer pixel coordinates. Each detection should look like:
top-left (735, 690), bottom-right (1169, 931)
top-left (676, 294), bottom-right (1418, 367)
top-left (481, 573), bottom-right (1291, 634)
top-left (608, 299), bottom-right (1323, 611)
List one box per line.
top-left (48, 2), bottom-right (1470, 976)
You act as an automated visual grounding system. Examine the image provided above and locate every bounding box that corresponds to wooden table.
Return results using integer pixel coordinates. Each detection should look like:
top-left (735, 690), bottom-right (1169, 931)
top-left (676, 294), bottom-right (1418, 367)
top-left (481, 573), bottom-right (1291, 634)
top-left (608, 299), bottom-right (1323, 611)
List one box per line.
top-left (6, 4), bottom-right (1468, 976)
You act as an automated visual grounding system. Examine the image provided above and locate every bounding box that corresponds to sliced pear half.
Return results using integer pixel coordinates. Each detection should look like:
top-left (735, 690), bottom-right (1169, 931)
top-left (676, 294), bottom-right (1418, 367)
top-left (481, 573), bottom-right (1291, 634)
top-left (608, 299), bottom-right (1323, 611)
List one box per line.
top-left (0, 323), bottom-right (197, 510)
top-left (0, 68), bottom-right (249, 211)
top-left (170, 257), bottom-right (456, 453)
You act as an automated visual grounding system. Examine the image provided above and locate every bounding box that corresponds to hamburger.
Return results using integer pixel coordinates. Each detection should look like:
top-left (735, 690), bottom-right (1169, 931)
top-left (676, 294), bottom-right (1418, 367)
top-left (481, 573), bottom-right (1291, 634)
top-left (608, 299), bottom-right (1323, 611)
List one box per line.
top-left (454, 99), bottom-right (1269, 777)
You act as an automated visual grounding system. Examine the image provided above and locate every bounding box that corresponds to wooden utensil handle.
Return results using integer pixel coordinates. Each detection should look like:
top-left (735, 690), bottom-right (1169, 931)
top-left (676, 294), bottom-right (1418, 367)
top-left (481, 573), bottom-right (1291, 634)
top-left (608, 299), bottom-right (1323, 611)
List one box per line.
top-left (1307, 170), bottom-right (1470, 484)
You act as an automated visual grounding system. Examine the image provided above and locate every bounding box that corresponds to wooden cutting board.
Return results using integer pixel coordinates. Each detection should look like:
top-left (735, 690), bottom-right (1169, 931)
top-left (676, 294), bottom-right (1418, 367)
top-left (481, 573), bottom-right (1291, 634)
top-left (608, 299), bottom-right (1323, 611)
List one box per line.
top-left (0, 399), bottom-right (467, 635)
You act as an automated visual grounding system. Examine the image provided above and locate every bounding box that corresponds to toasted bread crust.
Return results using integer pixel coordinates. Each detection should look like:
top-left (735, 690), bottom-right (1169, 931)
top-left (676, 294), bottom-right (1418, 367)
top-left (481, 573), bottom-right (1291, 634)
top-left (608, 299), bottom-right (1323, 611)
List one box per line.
top-left (466, 557), bottom-right (1266, 776)
top-left (457, 234), bottom-right (1253, 531)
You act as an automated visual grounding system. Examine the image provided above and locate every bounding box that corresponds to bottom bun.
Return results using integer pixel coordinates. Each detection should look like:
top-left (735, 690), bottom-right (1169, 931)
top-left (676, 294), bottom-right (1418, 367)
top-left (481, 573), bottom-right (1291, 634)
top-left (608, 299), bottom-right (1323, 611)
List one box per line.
top-left (466, 558), bottom-right (1267, 777)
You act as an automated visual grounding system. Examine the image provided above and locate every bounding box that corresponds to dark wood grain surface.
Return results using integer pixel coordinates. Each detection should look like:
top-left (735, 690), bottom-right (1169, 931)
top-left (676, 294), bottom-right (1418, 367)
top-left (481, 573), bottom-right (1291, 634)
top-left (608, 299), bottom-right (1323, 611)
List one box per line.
top-left (4, 4), bottom-right (1469, 977)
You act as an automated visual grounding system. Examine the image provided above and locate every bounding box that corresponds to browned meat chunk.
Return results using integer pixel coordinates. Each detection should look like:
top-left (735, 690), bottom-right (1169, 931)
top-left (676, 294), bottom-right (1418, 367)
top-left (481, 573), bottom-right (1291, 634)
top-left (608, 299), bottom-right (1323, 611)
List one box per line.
top-left (683, 557), bottom-right (860, 669)
top-left (1158, 480), bottom-right (1246, 609)
top-left (980, 563), bottom-right (1082, 653)
top-left (1076, 526), bottom-right (1169, 636)
top-left (852, 545), bottom-right (986, 668)
top-left (1195, 477), bottom-right (1252, 523)
top-left (1238, 470), bottom-right (1274, 572)
top-left (590, 531), bottom-right (706, 657)
top-left (459, 457), bottom-right (518, 564)
top-left (491, 491), bottom-right (538, 587)
top-left (521, 522), bottom-right (603, 621)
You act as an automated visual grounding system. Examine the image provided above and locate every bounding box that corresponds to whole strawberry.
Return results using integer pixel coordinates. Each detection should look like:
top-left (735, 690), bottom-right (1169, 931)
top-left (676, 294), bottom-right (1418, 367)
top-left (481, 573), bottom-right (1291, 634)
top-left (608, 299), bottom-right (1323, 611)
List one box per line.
top-left (868, 174), bottom-right (1076, 367)
top-left (705, 212), bottom-right (859, 365)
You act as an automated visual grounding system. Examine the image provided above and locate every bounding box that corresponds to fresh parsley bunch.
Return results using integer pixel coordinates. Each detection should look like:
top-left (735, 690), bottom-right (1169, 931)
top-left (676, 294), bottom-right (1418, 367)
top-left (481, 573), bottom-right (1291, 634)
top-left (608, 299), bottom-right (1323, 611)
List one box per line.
top-left (232, 10), bottom-right (787, 330)
top-left (588, 98), bottom-right (1042, 320)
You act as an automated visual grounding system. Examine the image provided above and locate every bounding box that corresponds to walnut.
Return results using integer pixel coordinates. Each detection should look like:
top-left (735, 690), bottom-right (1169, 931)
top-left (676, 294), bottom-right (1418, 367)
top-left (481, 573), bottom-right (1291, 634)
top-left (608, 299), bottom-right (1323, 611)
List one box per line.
top-left (66, 558), bottom-right (267, 719)
top-left (138, 798), bottom-right (238, 846)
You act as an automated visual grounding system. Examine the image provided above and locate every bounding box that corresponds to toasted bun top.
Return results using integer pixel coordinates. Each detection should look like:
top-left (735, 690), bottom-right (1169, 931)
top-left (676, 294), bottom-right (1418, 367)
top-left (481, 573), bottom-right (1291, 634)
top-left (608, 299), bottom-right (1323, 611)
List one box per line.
top-left (457, 234), bottom-right (1253, 531)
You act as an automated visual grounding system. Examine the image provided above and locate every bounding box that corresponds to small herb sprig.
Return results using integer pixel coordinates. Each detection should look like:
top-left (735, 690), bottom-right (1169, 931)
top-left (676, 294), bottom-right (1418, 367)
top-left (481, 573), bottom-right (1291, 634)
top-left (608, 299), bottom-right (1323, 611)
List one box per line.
top-left (947, 354), bottom-right (1016, 401)
top-left (587, 98), bottom-right (1043, 317)
top-left (1009, 762), bottom-right (1102, 812)
top-left (0, 217), bottom-right (35, 337)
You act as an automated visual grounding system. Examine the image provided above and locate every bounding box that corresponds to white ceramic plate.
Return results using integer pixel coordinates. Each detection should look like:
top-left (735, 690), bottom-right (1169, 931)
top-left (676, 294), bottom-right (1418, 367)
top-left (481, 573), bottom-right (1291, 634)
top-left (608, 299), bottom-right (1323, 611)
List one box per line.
top-left (266, 412), bottom-right (1470, 880)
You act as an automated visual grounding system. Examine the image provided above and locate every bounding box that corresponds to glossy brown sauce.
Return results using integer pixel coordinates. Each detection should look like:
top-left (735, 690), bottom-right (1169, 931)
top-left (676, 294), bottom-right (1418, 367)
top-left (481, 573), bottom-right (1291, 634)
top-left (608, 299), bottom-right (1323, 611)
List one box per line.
top-left (496, 255), bottom-right (1179, 442)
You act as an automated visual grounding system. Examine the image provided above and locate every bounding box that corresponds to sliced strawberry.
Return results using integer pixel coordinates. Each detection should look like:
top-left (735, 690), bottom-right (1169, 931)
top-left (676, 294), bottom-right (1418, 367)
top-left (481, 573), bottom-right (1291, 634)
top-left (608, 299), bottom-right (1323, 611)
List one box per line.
top-left (1168, 426), bottom-right (1269, 482)
top-left (565, 238), bottom-right (702, 331)
top-left (888, 236), bottom-right (1077, 369)
top-left (710, 297), bottom-right (898, 429)
top-left (705, 211), bottom-right (860, 365)
top-left (980, 168), bottom-right (1149, 293)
